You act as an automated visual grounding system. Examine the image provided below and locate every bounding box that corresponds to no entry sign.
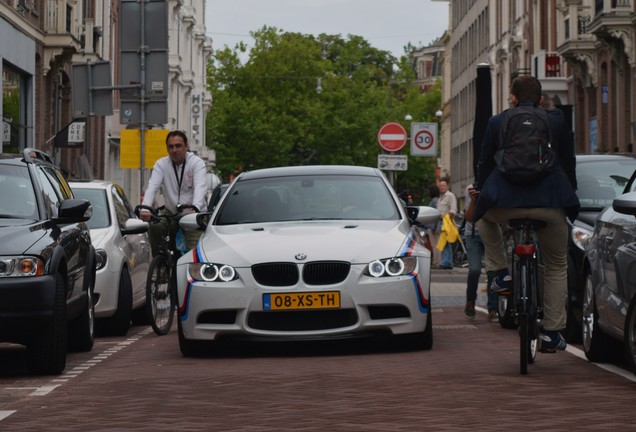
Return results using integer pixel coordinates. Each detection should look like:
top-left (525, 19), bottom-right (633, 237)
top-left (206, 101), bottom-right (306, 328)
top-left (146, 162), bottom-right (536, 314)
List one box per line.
top-left (377, 122), bottom-right (407, 152)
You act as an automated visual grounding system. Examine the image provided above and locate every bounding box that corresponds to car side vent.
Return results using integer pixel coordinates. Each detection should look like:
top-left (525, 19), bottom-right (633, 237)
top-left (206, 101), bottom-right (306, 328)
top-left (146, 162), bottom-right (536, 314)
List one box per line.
top-left (303, 261), bottom-right (350, 285)
top-left (252, 262), bottom-right (299, 286)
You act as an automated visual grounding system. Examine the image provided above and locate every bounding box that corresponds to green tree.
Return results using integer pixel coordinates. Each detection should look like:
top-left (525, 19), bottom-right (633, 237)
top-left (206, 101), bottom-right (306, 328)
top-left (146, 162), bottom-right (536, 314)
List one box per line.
top-left (206, 26), bottom-right (439, 199)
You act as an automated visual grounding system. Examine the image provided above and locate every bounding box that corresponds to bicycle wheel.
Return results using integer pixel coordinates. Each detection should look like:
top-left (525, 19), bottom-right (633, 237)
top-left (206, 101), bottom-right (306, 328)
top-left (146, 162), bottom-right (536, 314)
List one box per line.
top-left (527, 256), bottom-right (540, 364)
top-left (517, 255), bottom-right (530, 375)
top-left (519, 312), bottom-right (529, 375)
top-left (146, 254), bottom-right (175, 335)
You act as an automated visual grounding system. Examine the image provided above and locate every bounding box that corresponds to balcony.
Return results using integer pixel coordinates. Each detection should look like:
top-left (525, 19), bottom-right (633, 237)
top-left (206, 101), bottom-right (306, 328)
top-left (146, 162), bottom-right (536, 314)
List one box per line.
top-left (589, 0), bottom-right (633, 36)
top-left (42, 0), bottom-right (82, 73)
top-left (532, 51), bottom-right (568, 93)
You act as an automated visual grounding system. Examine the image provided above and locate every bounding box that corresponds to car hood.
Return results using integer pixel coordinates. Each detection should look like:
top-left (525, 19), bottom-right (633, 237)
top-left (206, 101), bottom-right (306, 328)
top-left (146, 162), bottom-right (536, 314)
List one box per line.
top-left (0, 219), bottom-right (48, 254)
top-left (196, 220), bottom-right (414, 266)
top-left (575, 210), bottom-right (600, 231)
top-left (87, 228), bottom-right (110, 248)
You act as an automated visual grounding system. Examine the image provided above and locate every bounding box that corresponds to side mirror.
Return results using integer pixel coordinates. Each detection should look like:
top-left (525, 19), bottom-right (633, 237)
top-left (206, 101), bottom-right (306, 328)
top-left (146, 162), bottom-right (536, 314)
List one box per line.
top-left (406, 206), bottom-right (440, 226)
top-left (53, 199), bottom-right (92, 224)
top-left (122, 218), bottom-right (149, 235)
top-left (612, 191), bottom-right (636, 216)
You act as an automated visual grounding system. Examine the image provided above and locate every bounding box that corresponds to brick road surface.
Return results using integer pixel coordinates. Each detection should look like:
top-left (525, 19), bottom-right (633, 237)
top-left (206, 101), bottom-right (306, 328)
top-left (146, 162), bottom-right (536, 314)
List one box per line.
top-left (1, 267), bottom-right (635, 431)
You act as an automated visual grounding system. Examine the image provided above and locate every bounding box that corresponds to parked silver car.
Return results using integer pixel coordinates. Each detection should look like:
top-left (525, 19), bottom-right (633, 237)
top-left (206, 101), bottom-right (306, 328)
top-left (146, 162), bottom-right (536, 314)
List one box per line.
top-left (583, 181), bottom-right (636, 374)
top-left (70, 180), bottom-right (151, 336)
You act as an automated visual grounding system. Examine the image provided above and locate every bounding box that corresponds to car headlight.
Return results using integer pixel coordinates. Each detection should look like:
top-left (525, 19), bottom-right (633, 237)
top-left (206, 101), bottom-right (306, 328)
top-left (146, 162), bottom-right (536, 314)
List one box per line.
top-left (188, 262), bottom-right (238, 282)
top-left (0, 256), bottom-right (45, 277)
top-left (364, 256), bottom-right (417, 278)
top-left (571, 226), bottom-right (593, 251)
top-left (95, 249), bottom-right (107, 271)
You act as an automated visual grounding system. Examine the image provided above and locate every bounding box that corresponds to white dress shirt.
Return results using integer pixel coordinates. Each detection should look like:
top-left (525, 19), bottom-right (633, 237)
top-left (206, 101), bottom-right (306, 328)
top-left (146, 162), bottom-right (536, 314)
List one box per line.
top-left (142, 152), bottom-right (208, 213)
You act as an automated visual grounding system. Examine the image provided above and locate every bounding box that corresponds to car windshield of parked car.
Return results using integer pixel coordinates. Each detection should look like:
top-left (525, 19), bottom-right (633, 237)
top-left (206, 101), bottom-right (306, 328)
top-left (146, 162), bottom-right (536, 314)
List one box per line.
top-left (0, 166), bottom-right (37, 219)
top-left (577, 160), bottom-right (636, 210)
top-left (73, 188), bottom-right (110, 229)
top-left (215, 175), bottom-right (400, 225)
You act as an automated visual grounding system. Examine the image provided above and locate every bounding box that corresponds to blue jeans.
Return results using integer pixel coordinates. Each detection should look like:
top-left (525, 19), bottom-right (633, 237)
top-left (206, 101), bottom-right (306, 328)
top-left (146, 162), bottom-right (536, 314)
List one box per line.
top-left (464, 234), bottom-right (497, 311)
top-left (441, 243), bottom-right (454, 268)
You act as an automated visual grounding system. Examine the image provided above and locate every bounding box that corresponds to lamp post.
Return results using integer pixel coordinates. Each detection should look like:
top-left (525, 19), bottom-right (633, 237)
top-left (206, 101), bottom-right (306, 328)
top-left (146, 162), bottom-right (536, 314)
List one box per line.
top-left (435, 109), bottom-right (443, 184)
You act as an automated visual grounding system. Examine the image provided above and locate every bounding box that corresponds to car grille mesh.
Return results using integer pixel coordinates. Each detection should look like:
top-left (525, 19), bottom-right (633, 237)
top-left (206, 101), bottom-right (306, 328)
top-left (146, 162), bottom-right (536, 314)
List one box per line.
top-left (251, 262), bottom-right (299, 286)
top-left (303, 261), bottom-right (350, 285)
top-left (251, 261), bottom-right (351, 286)
top-left (248, 309), bottom-right (358, 331)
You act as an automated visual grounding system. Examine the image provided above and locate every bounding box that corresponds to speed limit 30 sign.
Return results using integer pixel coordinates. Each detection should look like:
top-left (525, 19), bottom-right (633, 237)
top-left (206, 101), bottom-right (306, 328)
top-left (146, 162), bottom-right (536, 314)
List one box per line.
top-left (410, 122), bottom-right (437, 156)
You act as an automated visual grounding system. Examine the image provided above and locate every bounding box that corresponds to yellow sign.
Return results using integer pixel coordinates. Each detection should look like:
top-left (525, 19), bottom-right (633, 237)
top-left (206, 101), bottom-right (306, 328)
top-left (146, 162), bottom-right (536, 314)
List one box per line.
top-left (120, 129), bottom-right (169, 169)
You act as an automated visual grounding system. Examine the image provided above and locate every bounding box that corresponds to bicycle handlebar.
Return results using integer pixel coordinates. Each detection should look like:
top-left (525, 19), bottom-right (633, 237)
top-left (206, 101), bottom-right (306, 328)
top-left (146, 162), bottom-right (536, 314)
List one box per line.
top-left (134, 204), bottom-right (198, 224)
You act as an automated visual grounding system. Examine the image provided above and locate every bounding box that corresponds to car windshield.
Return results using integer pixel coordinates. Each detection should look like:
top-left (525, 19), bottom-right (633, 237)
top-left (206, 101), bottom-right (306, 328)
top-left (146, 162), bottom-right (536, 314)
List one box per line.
top-left (215, 174), bottom-right (400, 225)
top-left (577, 159), bottom-right (636, 209)
top-left (73, 188), bottom-right (110, 229)
top-left (0, 166), bottom-right (37, 219)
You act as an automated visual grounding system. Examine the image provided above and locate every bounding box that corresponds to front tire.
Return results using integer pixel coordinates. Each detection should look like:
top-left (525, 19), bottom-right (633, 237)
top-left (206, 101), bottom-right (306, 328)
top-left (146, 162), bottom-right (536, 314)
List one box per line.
top-left (99, 268), bottom-right (133, 336)
top-left (624, 298), bottom-right (636, 375)
top-left (68, 251), bottom-right (95, 353)
top-left (178, 318), bottom-right (209, 356)
top-left (582, 271), bottom-right (616, 362)
top-left (146, 254), bottom-right (175, 335)
top-left (27, 272), bottom-right (67, 374)
top-left (498, 294), bottom-right (517, 329)
top-left (519, 313), bottom-right (529, 375)
top-left (401, 308), bottom-right (433, 350)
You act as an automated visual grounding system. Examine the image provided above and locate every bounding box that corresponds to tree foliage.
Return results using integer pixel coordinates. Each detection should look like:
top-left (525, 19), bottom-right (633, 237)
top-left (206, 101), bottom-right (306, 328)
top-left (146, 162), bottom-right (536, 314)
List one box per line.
top-left (206, 26), bottom-right (441, 203)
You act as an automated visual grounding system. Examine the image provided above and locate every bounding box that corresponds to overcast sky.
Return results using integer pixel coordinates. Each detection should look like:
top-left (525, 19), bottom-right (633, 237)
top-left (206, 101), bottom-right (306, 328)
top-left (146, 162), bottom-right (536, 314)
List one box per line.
top-left (204, 0), bottom-right (450, 59)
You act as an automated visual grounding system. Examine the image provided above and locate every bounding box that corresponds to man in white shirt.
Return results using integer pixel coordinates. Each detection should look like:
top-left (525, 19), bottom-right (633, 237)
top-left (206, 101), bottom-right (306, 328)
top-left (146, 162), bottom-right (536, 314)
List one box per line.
top-left (437, 180), bottom-right (457, 269)
top-left (139, 130), bottom-right (208, 255)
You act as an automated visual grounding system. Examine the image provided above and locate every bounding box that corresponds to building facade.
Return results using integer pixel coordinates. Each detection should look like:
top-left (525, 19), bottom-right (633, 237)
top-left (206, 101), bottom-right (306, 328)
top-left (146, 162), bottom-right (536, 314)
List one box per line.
top-left (440, 0), bottom-right (634, 208)
top-left (1, 0), bottom-right (213, 204)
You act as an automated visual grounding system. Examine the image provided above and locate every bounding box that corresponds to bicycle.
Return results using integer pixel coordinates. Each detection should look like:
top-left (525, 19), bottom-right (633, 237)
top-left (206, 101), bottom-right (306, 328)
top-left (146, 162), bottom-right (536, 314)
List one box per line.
top-left (135, 204), bottom-right (194, 336)
top-left (507, 218), bottom-right (545, 375)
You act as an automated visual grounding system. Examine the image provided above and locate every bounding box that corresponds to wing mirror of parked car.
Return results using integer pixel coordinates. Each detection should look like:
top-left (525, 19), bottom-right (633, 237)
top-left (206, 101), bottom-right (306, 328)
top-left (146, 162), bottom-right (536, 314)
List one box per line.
top-left (612, 191), bottom-right (636, 216)
top-left (53, 199), bottom-right (92, 224)
top-left (122, 218), bottom-right (149, 235)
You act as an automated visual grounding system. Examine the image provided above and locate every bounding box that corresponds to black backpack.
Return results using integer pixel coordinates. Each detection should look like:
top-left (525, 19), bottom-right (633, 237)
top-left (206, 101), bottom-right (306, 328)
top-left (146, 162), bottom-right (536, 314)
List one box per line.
top-left (495, 105), bottom-right (557, 184)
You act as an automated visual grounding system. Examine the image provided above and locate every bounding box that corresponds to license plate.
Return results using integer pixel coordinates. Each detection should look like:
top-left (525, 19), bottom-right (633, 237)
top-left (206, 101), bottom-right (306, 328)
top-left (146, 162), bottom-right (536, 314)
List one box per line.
top-left (263, 291), bottom-right (340, 310)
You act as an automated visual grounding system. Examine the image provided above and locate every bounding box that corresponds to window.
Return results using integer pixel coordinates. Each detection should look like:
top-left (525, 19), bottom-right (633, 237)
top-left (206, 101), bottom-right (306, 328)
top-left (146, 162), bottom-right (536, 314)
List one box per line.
top-left (2, 63), bottom-right (28, 153)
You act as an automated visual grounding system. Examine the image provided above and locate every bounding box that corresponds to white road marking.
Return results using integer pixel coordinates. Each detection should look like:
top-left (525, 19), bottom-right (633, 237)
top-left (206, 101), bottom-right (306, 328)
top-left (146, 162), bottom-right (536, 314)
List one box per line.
top-left (0, 411), bottom-right (16, 421)
top-left (476, 308), bottom-right (636, 383)
top-left (1, 325), bottom-right (153, 426)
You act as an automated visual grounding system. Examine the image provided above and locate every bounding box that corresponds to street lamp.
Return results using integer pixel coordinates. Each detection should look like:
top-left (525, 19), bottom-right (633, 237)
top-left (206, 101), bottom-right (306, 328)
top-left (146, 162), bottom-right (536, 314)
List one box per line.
top-left (404, 114), bottom-right (413, 121)
top-left (435, 109), bottom-right (443, 118)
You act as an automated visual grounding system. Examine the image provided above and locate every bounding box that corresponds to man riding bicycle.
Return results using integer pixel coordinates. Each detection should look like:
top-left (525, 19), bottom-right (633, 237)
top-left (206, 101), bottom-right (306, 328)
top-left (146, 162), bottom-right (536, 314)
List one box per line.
top-left (139, 130), bottom-right (208, 256)
top-left (473, 76), bottom-right (580, 352)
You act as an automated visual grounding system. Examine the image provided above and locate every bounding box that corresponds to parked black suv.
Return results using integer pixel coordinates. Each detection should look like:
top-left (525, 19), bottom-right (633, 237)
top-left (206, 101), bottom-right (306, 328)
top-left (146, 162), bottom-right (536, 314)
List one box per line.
top-left (0, 148), bottom-right (96, 374)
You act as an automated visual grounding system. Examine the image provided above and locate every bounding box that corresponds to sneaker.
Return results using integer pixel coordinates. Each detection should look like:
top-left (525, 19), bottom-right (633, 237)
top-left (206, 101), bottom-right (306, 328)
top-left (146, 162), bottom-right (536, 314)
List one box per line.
top-left (488, 310), bottom-right (499, 322)
top-left (491, 275), bottom-right (512, 294)
top-left (464, 301), bottom-right (476, 320)
top-left (540, 331), bottom-right (567, 352)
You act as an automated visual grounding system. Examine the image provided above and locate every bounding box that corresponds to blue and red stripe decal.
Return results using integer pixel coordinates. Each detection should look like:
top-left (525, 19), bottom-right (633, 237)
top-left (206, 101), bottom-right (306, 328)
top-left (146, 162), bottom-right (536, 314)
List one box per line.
top-left (178, 241), bottom-right (204, 320)
top-left (400, 228), bottom-right (430, 313)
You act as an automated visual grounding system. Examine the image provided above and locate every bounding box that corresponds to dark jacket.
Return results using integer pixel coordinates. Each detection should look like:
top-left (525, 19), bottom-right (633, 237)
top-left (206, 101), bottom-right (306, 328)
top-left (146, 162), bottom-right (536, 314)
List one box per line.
top-left (474, 101), bottom-right (580, 222)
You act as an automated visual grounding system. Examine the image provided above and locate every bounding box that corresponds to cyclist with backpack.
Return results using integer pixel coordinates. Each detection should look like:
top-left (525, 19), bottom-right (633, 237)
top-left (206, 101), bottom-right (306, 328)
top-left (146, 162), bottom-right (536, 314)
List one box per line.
top-left (473, 76), bottom-right (580, 352)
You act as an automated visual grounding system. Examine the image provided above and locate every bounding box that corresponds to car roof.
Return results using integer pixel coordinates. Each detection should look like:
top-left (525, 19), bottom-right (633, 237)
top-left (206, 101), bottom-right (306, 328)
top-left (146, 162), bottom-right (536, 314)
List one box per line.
top-left (237, 165), bottom-right (382, 181)
top-left (576, 154), bottom-right (636, 162)
top-left (69, 179), bottom-right (114, 190)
